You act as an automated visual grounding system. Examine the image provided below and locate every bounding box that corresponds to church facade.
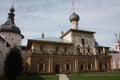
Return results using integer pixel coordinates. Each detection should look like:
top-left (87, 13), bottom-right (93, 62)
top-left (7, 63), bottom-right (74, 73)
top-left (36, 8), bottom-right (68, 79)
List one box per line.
top-left (26, 12), bottom-right (113, 73)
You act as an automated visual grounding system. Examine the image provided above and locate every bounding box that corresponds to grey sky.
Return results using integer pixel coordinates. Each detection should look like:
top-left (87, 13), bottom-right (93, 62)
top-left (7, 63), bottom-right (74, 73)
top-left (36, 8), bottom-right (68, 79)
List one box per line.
top-left (0, 0), bottom-right (120, 48)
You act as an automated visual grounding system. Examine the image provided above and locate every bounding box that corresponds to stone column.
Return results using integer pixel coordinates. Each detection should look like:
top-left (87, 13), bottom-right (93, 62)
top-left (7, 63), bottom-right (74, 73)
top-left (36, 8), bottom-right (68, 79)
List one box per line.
top-left (48, 56), bottom-right (51, 72)
top-left (74, 57), bottom-right (78, 72)
top-left (51, 56), bottom-right (53, 72)
top-left (94, 57), bottom-right (98, 71)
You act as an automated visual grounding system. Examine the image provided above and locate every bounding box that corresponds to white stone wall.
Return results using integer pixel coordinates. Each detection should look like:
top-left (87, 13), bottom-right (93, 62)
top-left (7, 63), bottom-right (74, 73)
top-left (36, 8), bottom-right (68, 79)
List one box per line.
top-left (72, 32), bottom-right (94, 46)
top-left (0, 32), bottom-right (22, 47)
top-left (63, 32), bottom-right (72, 42)
top-left (71, 21), bottom-right (78, 29)
top-left (0, 58), bottom-right (4, 76)
top-left (0, 37), bottom-right (10, 76)
top-left (62, 30), bottom-right (96, 55)
top-left (110, 53), bottom-right (120, 69)
top-left (71, 31), bottom-right (95, 55)
top-left (114, 42), bottom-right (120, 52)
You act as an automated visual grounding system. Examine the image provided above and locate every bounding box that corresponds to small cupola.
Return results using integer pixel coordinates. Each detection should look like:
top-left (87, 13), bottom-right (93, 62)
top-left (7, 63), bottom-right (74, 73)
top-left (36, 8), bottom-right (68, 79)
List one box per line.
top-left (69, 12), bottom-right (80, 30)
top-left (69, 12), bottom-right (80, 22)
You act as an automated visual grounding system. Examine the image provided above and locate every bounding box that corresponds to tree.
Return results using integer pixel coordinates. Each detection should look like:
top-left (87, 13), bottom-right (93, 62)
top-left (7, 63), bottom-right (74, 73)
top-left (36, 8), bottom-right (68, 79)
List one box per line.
top-left (4, 46), bottom-right (23, 80)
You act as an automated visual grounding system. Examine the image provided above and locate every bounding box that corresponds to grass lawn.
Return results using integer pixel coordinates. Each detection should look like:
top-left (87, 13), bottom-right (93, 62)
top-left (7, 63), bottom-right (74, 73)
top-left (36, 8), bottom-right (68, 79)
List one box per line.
top-left (67, 71), bottom-right (120, 80)
top-left (0, 74), bottom-right (58, 80)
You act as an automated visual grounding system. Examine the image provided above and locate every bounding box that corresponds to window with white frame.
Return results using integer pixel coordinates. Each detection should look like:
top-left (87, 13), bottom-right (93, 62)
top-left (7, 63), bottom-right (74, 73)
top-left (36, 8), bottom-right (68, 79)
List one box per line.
top-left (37, 63), bottom-right (45, 72)
top-left (65, 64), bottom-right (71, 71)
top-left (40, 45), bottom-right (44, 52)
top-left (80, 64), bottom-right (84, 70)
top-left (88, 64), bottom-right (91, 70)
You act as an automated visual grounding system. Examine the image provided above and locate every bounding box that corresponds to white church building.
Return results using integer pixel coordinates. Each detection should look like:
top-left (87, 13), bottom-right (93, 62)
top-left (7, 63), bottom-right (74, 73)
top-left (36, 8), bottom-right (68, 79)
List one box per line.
top-left (0, 3), bottom-right (120, 76)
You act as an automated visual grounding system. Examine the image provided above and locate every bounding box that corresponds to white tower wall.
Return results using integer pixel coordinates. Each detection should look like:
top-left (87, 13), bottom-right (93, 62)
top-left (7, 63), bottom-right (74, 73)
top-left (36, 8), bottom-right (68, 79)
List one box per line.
top-left (71, 21), bottom-right (78, 29)
top-left (0, 32), bottom-right (22, 47)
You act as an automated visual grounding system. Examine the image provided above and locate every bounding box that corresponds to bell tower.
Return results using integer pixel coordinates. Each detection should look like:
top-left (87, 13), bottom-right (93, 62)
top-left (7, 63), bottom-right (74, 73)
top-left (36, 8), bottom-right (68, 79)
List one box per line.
top-left (69, 0), bottom-right (80, 29)
top-left (114, 33), bottom-right (120, 53)
top-left (69, 12), bottom-right (80, 29)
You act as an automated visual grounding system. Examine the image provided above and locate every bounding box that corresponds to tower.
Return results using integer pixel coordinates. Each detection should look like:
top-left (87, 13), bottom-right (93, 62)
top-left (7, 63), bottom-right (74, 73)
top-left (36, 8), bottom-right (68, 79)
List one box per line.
top-left (114, 33), bottom-right (120, 53)
top-left (0, 6), bottom-right (24, 47)
top-left (69, 12), bottom-right (80, 29)
top-left (69, 0), bottom-right (80, 29)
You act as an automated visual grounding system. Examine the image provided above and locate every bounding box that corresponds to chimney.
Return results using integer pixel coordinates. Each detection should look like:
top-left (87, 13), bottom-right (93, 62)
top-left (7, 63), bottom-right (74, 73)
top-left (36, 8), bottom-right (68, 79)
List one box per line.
top-left (42, 32), bottom-right (44, 38)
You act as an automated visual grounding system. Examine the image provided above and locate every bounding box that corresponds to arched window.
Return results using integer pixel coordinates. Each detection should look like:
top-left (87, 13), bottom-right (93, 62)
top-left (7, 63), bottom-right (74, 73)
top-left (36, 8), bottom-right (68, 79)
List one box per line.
top-left (88, 49), bottom-right (90, 53)
top-left (81, 38), bottom-right (85, 45)
top-left (105, 64), bottom-right (107, 69)
top-left (88, 64), bottom-right (91, 70)
top-left (66, 64), bottom-right (70, 71)
top-left (80, 64), bottom-right (84, 70)
top-left (99, 64), bottom-right (102, 70)
top-left (37, 63), bottom-right (45, 72)
top-left (98, 49), bottom-right (101, 54)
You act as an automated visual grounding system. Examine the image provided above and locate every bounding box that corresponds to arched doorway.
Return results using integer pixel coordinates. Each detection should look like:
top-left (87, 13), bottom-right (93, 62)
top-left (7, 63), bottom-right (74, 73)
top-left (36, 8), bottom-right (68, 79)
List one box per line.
top-left (55, 64), bottom-right (60, 73)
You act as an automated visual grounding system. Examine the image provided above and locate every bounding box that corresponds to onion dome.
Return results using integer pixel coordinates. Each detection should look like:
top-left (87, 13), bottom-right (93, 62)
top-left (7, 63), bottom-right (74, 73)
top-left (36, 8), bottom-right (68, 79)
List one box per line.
top-left (0, 6), bottom-right (21, 35)
top-left (69, 12), bottom-right (80, 22)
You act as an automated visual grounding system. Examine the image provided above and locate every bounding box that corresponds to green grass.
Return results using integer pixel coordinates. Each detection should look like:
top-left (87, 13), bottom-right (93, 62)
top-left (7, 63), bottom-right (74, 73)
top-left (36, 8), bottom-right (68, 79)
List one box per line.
top-left (0, 74), bottom-right (58, 80)
top-left (67, 71), bottom-right (120, 80)
top-left (1, 71), bottom-right (120, 80)
top-left (40, 75), bottom-right (58, 80)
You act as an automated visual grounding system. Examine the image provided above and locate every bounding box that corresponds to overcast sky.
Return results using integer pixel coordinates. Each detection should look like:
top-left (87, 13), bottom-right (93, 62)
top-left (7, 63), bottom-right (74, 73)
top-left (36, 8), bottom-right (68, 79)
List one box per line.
top-left (0, 0), bottom-right (120, 49)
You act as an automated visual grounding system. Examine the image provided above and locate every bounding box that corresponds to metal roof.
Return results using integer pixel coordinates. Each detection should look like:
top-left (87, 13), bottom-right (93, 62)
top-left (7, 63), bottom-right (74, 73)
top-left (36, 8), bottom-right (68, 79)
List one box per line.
top-left (95, 45), bottom-right (110, 48)
top-left (29, 37), bottom-right (72, 44)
